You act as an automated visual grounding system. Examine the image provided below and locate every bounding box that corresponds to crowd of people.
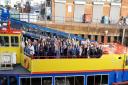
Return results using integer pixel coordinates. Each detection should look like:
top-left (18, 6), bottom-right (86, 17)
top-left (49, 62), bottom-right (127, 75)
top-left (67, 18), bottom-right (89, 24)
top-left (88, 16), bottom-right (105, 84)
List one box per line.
top-left (22, 34), bottom-right (103, 58)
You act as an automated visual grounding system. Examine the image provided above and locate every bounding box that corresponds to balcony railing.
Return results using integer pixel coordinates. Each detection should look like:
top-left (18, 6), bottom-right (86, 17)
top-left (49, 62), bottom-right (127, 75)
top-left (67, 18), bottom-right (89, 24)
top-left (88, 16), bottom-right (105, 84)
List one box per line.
top-left (9, 13), bottom-right (124, 27)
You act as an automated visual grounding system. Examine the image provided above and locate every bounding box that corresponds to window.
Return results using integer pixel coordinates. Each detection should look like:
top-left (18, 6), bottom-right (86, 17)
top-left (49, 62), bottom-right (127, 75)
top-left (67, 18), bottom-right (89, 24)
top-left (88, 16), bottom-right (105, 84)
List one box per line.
top-left (11, 36), bottom-right (19, 46)
top-left (10, 76), bottom-right (18, 85)
top-left (66, 77), bottom-right (74, 85)
top-left (87, 75), bottom-right (108, 85)
top-left (102, 75), bottom-right (108, 84)
top-left (42, 77), bottom-right (52, 85)
top-left (31, 78), bottom-right (41, 85)
top-left (0, 76), bottom-right (18, 85)
top-left (119, 36), bottom-right (122, 43)
top-left (55, 77), bottom-right (65, 85)
top-left (95, 35), bottom-right (98, 41)
top-left (0, 36), bottom-right (9, 46)
top-left (114, 36), bottom-right (117, 42)
top-left (87, 76), bottom-right (94, 85)
top-left (107, 36), bottom-right (111, 43)
top-left (101, 36), bottom-right (104, 43)
top-left (20, 78), bottom-right (30, 85)
top-left (20, 77), bottom-right (52, 85)
top-left (88, 35), bottom-right (91, 40)
top-left (81, 34), bottom-right (84, 38)
top-left (55, 76), bottom-right (84, 85)
top-left (0, 76), bottom-right (8, 85)
top-left (95, 75), bottom-right (101, 85)
top-left (75, 76), bottom-right (84, 85)
top-left (46, 0), bottom-right (52, 7)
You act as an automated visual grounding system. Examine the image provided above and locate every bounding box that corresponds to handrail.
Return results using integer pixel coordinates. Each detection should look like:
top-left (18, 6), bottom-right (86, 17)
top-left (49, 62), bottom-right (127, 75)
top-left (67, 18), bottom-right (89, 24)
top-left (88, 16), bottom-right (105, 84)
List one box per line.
top-left (25, 55), bottom-right (102, 59)
top-left (24, 50), bottom-right (102, 59)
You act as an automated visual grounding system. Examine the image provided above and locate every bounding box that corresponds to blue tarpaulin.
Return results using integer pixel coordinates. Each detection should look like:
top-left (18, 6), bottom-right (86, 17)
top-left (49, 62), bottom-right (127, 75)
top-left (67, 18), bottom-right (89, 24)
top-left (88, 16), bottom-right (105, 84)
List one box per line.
top-left (10, 18), bottom-right (85, 41)
top-left (1, 8), bottom-right (10, 21)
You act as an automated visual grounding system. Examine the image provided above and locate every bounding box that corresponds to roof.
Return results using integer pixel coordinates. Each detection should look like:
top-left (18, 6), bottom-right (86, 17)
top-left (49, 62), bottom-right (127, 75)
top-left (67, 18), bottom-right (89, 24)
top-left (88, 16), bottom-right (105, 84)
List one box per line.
top-left (0, 29), bottom-right (22, 34)
top-left (10, 18), bottom-right (85, 41)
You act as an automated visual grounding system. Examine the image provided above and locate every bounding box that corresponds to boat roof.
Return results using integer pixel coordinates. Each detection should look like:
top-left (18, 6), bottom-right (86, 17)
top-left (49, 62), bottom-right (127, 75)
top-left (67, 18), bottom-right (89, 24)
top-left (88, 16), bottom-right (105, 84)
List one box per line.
top-left (0, 29), bottom-right (22, 34)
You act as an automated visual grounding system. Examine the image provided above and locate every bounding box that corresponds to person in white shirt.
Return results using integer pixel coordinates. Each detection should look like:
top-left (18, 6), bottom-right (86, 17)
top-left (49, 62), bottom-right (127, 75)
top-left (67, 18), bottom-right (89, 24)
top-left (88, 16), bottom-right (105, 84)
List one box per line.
top-left (79, 45), bottom-right (83, 56)
top-left (28, 42), bottom-right (35, 56)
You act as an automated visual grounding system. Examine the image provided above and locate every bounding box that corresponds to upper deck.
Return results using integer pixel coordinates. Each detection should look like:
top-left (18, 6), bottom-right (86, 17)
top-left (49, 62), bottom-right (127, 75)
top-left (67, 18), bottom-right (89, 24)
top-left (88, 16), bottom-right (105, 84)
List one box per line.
top-left (21, 42), bottom-right (128, 74)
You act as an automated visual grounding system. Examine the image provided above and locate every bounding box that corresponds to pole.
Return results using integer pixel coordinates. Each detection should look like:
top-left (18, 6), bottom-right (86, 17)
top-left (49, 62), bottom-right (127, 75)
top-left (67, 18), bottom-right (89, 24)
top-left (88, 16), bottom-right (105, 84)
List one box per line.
top-left (104, 34), bottom-right (107, 45)
top-left (7, 20), bottom-right (11, 32)
top-left (104, 30), bottom-right (108, 45)
top-left (122, 26), bottom-right (126, 45)
top-left (45, 0), bottom-right (47, 21)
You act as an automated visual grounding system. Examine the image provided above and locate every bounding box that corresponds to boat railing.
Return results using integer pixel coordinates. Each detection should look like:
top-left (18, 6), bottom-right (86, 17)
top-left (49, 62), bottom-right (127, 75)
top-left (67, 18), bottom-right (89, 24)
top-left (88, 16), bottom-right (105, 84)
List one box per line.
top-left (24, 53), bottom-right (102, 59)
top-left (33, 55), bottom-right (101, 59)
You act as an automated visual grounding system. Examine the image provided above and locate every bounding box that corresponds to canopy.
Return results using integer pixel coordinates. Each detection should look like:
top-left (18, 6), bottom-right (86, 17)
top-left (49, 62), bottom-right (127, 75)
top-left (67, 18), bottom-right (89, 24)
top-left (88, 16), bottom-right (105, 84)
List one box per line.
top-left (10, 18), bottom-right (85, 41)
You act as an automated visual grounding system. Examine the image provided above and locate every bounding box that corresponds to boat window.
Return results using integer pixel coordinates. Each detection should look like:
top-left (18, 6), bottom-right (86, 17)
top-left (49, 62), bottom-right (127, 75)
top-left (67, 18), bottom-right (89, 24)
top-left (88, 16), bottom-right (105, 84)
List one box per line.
top-left (95, 75), bottom-right (101, 85)
top-left (66, 77), bottom-right (74, 85)
top-left (10, 76), bottom-right (18, 85)
top-left (55, 77), bottom-right (65, 85)
top-left (31, 77), bottom-right (41, 85)
top-left (0, 36), bottom-right (9, 47)
top-left (20, 77), bottom-right (52, 85)
top-left (87, 76), bottom-right (94, 85)
top-left (0, 76), bottom-right (8, 85)
top-left (20, 78), bottom-right (30, 85)
top-left (102, 75), bottom-right (108, 84)
top-left (55, 76), bottom-right (84, 85)
top-left (87, 75), bottom-right (108, 85)
top-left (11, 36), bottom-right (19, 47)
top-left (42, 77), bottom-right (52, 85)
top-left (75, 76), bottom-right (84, 85)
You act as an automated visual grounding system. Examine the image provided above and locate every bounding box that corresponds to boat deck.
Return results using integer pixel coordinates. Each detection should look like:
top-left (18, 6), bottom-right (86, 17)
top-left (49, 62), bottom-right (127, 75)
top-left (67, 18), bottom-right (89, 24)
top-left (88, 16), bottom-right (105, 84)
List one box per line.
top-left (102, 43), bottom-right (128, 54)
top-left (0, 64), bottom-right (30, 74)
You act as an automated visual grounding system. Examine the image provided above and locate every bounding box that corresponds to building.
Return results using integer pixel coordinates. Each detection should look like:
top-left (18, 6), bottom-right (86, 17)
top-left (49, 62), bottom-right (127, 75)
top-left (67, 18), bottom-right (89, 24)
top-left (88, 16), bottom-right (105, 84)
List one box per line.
top-left (1, 0), bottom-right (128, 44)
top-left (34, 0), bottom-right (128, 44)
top-left (52, 0), bottom-right (128, 23)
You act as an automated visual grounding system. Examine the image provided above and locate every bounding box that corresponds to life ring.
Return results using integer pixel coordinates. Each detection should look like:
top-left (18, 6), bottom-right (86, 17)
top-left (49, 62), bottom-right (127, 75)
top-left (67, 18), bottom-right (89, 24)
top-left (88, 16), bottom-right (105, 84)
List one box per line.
top-left (24, 58), bottom-right (29, 69)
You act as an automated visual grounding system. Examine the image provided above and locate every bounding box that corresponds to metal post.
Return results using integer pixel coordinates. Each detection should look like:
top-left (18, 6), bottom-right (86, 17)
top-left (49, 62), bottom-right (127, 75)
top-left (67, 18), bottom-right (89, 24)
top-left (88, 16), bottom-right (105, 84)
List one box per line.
top-left (7, 76), bottom-right (10, 85)
top-left (28, 13), bottom-right (30, 23)
top-left (45, 0), bottom-right (47, 21)
top-left (122, 26), bottom-right (126, 45)
top-left (104, 30), bottom-right (108, 45)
